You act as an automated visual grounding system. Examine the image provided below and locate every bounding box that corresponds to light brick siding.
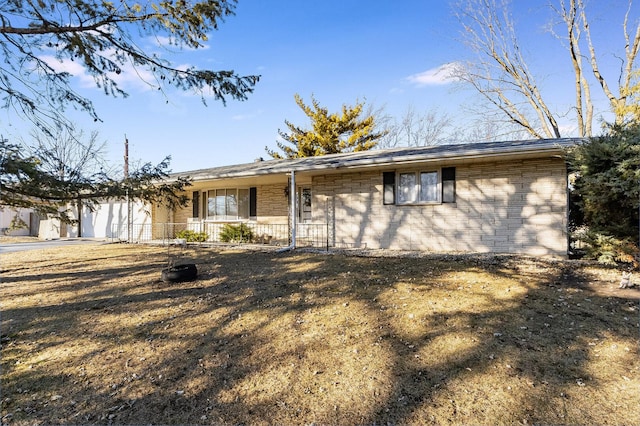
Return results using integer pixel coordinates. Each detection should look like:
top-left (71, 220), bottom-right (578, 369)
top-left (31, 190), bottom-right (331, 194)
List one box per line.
top-left (172, 202), bottom-right (190, 224)
top-left (255, 184), bottom-right (289, 222)
top-left (311, 158), bottom-right (568, 256)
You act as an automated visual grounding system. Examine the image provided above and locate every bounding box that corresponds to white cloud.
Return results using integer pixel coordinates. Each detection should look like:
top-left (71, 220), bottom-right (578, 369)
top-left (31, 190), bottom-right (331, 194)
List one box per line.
top-left (37, 55), bottom-right (95, 88)
top-left (38, 51), bottom-right (158, 92)
top-left (406, 62), bottom-right (462, 87)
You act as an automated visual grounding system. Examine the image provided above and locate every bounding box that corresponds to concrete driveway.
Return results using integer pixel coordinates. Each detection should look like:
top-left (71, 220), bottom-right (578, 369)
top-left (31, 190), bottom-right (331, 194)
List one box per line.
top-left (0, 238), bottom-right (109, 254)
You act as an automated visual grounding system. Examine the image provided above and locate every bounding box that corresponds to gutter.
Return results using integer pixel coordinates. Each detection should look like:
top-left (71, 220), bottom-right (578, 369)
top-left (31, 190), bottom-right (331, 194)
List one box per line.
top-left (277, 169), bottom-right (297, 253)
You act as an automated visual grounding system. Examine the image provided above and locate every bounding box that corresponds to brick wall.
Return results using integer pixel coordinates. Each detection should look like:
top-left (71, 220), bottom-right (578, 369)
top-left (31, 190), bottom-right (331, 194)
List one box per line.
top-left (312, 157), bottom-right (568, 256)
top-left (256, 184), bottom-right (289, 221)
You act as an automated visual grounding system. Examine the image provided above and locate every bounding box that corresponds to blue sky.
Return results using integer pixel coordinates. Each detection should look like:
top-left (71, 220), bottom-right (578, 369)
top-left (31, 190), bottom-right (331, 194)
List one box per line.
top-left (3, 0), bottom-right (637, 173)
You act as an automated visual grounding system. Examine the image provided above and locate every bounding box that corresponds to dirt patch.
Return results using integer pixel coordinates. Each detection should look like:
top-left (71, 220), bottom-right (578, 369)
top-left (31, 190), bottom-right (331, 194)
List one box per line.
top-left (1, 244), bottom-right (639, 425)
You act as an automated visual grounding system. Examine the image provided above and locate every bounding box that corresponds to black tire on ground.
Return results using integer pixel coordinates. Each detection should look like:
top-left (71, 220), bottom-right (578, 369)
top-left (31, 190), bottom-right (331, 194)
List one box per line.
top-left (161, 263), bottom-right (197, 283)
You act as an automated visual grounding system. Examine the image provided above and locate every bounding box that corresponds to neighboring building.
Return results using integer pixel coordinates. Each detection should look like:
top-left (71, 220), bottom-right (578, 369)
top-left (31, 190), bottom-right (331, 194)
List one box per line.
top-left (0, 207), bottom-right (36, 236)
top-left (66, 199), bottom-right (150, 240)
top-left (15, 200), bottom-right (151, 241)
top-left (156, 139), bottom-right (578, 257)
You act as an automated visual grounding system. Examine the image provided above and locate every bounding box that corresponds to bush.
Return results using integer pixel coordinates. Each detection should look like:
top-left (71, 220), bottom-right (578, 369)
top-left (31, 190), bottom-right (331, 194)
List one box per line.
top-left (175, 229), bottom-right (208, 242)
top-left (574, 229), bottom-right (639, 267)
top-left (219, 223), bottom-right (254, 243)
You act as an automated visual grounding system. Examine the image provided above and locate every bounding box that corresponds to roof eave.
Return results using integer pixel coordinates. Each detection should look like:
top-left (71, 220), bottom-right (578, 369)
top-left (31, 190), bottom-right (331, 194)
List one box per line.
top-left (171, 139), bottom-right (579, 182)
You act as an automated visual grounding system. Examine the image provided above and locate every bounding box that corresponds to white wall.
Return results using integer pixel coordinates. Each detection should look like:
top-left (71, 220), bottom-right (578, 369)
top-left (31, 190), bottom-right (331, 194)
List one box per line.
top-left (67, 200), bottom-right (150, 239)
top-left (0, 207), bottom-right (33, 236)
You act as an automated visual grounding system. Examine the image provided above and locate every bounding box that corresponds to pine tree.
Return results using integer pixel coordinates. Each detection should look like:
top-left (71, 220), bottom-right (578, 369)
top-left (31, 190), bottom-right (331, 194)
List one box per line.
top-left (0, 0), bottom-right (259, 132)
top-left (1, 137), bottom-right (190, 221)
top-left (568, 124), bottom-right (640, 264)
top-left (266, 94), bottom-right (386, 159)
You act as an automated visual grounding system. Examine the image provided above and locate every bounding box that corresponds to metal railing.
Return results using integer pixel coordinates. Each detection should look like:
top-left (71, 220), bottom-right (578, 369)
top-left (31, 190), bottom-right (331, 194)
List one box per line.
top-left (111, 221), bottom-right (329, 248)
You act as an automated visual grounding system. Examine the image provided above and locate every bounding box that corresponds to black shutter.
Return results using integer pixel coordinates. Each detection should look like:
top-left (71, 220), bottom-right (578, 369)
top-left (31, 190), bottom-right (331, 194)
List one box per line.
top-left (383, 172), bottom-right (396, 205)
top-left (442, 167), bottom-right (456, 203)
top-left (249, 187), bottom-right (257, 217)
top-left (192, 191), bottom-right (200, 218)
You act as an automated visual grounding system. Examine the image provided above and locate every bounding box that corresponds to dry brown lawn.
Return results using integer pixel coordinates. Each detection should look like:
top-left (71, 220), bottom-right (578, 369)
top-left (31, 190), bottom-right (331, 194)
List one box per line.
top-left (1, 243), bottom-right (639, 425)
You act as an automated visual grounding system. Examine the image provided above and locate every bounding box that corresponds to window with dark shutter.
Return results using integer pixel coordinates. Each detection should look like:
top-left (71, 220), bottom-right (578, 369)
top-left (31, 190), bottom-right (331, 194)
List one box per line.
top-left (383, 172), bottom-right (396, 205)
top-left (441, 167), bottom-right (456, 203)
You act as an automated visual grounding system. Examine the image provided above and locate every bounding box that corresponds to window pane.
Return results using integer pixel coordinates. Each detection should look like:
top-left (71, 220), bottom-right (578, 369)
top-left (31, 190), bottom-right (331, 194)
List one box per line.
top-left (215, 189), bottom-right (226, 217)
top-left (237, 189), bottom-right (249, 219)
top-left (207, 191), bottom-right (216, 217)
top-left (226, 190), bottom-right (238, 217)
top-left (420, 172), bottom-right (438, 202)
top-left (301, 188), bottom-right (312, 212)
top-left (398, 173), bottom-right (417, 204)
top-left (300, 188), bottom-right (312, 222)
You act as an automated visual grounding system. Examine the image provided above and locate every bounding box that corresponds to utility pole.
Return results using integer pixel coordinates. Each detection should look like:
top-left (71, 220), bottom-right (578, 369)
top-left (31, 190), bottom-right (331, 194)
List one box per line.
top-left (124, 135), bottom-right (129, 179)
top-left (125, 135), bottom-right (131, 243)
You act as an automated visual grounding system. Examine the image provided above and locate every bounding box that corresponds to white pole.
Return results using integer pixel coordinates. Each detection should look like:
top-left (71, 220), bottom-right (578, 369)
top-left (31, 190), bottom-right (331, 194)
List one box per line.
top-left (277, 170), bottom-right (298, 253)
top-left (290, 170), bottom-right (296, 248)
top-left (124, 135), bottom-right (131, 243)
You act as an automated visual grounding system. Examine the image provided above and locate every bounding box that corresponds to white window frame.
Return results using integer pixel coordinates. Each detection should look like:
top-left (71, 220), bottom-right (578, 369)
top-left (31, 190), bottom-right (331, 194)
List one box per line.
top-left (397, 170), bottom-right (440, 205)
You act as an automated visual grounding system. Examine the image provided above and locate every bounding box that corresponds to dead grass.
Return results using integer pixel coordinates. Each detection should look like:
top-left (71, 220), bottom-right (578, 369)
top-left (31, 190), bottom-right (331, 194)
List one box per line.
top-left (1, 244), bottom-right (639, 425)
top-left (0, 236), bottom-right (40, 244)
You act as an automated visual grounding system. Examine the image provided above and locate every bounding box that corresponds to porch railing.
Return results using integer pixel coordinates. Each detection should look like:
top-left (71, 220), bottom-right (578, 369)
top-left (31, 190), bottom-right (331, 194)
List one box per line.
top-left (111, 221), bottom-right (330, 249)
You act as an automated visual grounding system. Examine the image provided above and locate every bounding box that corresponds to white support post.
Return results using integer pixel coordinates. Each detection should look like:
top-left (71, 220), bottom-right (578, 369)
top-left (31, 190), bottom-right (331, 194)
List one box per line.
top-left (290, 170), bottom-right (296, 249)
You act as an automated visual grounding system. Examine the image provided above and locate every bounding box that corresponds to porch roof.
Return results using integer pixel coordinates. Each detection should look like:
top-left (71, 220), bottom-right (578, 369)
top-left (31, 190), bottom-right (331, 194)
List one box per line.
top-left (172, 138), bottom-right (581, 181)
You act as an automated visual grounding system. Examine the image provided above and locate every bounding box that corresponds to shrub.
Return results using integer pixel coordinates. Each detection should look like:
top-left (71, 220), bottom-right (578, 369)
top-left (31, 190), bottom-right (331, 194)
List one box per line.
top-left (574, 229), bottom-right (639, 267)
top-left (219, 223), bottom-right (254, 243)
top-left (175, 229), bottom-right (208, 242)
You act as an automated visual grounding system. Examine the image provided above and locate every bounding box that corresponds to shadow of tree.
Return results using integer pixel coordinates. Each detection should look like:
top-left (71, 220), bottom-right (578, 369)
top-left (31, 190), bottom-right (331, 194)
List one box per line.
top-left (1, 247), bottom-right (638, 424)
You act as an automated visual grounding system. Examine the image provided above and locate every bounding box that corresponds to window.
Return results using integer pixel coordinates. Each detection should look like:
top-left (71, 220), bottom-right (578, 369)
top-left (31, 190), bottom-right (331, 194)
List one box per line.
top-left (398, 171), bottom-right (438, 204)
top-left (299, 187), bottom-right (312, 222)
top-left (420, 171), bottom-right (438, 202)
top-left (206, 188), bottom-right (252, 220)
top-left (386, 167), bottom-right (456, 205)
top-left (398, 172), bottom-right (417, 204)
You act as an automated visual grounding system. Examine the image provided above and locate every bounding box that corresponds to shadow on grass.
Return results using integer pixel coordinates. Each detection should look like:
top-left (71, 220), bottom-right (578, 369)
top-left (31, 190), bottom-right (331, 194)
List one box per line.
top-left (1, 248), bottom-right (638, 424)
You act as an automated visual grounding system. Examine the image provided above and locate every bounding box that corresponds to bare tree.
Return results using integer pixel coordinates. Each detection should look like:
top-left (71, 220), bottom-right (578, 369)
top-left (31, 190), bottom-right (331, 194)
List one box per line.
top-left (454, 0), bottom-right (640, 137)
top-left (376, 106), bottom-right (452, 148)
top-left (26, 127), bottom-right (108, 181)
top-left (448, 118), bottom-right (531, 143)
top-left (22, 127), bottom-right (110, 236)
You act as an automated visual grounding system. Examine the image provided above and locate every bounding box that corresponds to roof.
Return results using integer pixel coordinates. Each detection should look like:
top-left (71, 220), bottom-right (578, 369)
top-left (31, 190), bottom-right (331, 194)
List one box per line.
top-left (173, 138), bottom-right (581, 181)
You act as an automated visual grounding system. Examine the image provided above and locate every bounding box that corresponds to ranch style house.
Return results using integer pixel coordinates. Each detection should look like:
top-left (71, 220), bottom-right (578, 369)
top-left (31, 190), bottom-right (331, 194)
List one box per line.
top-left (148, 138), bottom-right (579, 257)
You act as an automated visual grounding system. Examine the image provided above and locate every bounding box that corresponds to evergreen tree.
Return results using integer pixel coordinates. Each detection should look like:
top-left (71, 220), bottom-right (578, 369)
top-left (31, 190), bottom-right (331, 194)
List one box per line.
top-left (568, 124), bottom-right (640, 264)
top-left (1, 137), bottom-right (191, 222)
top-left (0, 0), bottom-right (259, 132)
top-left (266, 94), bottom-right (386, 159)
